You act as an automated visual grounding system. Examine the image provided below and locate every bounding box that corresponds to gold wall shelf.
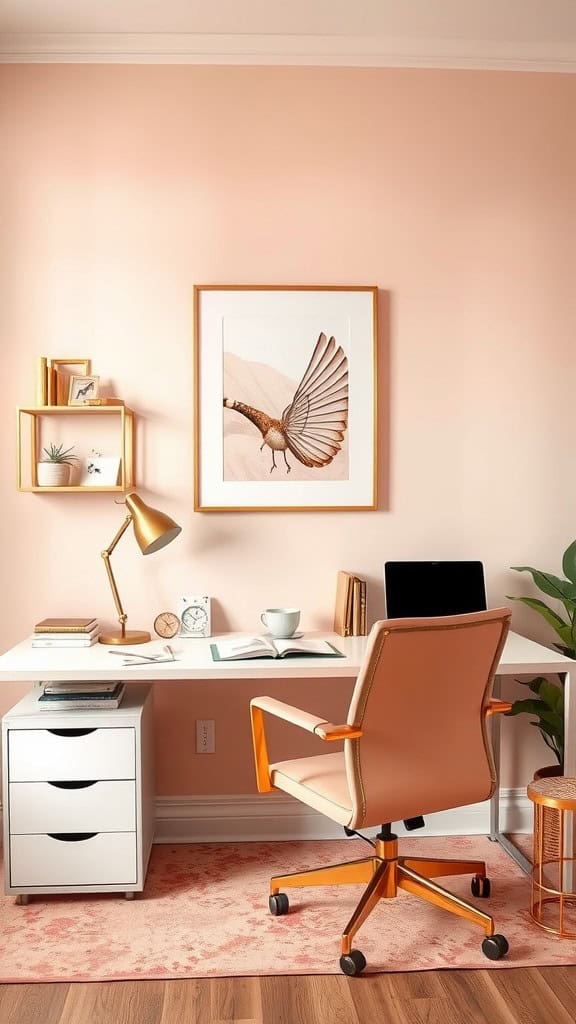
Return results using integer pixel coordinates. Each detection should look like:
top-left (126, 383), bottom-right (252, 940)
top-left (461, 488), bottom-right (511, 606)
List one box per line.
top-left (17, 406), bottom-right (135, 493)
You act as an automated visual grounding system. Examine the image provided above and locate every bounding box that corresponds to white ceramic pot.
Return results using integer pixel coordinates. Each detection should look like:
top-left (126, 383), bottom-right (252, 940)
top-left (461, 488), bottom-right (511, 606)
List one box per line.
top-left (37, 462), bottom-right (71, 486)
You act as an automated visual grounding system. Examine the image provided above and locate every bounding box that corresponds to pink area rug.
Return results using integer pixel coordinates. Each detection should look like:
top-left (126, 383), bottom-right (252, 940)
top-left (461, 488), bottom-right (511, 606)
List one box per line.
top-left (0, 835), bottom-right (574, 983)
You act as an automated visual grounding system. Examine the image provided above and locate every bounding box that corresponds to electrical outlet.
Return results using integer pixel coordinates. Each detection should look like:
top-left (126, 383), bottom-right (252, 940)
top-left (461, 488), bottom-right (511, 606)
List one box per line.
top-left (196, 719), bottom-right (215, 754)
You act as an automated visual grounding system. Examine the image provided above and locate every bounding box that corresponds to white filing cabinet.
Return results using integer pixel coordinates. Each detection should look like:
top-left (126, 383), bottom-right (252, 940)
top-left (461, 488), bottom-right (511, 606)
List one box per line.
top-left (2, 683), bottom-right (154, 901)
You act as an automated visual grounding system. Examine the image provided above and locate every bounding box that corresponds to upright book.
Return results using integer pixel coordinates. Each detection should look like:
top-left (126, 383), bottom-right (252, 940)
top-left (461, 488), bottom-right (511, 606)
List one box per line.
top-left (334, 571), bottom-right (354, 636)
top-left (333, 571), bottom-right (367, 636)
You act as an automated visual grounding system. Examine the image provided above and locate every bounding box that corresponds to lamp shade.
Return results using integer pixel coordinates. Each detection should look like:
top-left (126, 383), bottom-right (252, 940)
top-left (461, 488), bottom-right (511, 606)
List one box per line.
top-left (125, 493), bottom-right (181, 555)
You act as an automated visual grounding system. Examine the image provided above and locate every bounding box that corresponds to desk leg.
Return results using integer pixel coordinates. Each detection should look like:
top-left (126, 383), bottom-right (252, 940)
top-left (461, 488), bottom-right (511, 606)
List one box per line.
top-left (488, 675), bottom-right (531, 875)
top-left (564, 671), bottom-right (575, 777)
top-left (489, 676), bottom-right (502, 842)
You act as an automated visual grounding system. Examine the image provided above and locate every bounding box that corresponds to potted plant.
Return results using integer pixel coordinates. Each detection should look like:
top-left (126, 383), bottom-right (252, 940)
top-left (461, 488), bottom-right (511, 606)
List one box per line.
top-left (505, 675), bottom-right (563, 779)
top-left (506, 539), bottom-right (576, 776)
top-left (37, 443), bottom-right (78, 487)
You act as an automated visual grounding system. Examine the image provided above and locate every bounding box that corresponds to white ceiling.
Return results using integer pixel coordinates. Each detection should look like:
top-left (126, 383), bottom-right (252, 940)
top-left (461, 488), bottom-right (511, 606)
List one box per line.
top-left (1, 0), bottom-right (575, 69)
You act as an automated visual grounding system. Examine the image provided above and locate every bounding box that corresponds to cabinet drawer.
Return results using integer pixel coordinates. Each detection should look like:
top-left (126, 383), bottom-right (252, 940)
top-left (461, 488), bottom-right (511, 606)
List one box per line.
top-left (8, 727), bottom-right (135, 782)
top-left (9, 780), bottom-right (136, 834)
top-left (10, 832), bottom-right (137, 887)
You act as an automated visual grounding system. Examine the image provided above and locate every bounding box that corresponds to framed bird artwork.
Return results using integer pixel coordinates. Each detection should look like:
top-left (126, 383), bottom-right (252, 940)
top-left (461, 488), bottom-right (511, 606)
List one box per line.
top-left (193, 285), bottom-right (378, 512)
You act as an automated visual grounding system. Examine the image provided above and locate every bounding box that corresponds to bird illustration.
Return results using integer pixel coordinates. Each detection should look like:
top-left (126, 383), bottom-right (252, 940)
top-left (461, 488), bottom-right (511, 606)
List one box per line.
top-left (223, 333), bottom-right (348, 473)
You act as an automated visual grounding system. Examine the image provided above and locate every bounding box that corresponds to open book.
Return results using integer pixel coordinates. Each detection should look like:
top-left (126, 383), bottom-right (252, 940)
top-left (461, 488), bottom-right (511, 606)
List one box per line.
top-left (211, 637), bottom-right (343, 661)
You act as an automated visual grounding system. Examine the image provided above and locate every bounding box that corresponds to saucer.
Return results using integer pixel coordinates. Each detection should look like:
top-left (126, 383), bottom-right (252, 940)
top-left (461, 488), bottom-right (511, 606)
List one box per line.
top-left (264, 631), bottom-right (304, 639)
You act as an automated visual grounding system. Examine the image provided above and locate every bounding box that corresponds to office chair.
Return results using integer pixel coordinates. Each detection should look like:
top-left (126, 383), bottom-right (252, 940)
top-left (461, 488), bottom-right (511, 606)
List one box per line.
top-left (250, 608), bottom-right (512, 975)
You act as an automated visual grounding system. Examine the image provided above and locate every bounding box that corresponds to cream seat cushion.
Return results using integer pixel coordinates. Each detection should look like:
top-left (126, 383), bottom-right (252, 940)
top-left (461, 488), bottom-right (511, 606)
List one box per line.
top-left (270, 752), bottom-right (353, 827)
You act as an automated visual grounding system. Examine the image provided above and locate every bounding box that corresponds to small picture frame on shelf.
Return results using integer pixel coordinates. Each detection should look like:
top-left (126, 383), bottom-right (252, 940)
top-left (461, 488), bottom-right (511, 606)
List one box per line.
top-left (68, 374), bottom-right (100, 405)
top-left (79, 454), bottom-right (121, 487)
top-left (49, 358), bottom-right (92, 405)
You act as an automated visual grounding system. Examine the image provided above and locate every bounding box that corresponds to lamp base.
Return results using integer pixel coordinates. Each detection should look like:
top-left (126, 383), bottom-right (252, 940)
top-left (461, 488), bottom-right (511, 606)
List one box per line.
top-left (99, 630), bottom-right (151, 645)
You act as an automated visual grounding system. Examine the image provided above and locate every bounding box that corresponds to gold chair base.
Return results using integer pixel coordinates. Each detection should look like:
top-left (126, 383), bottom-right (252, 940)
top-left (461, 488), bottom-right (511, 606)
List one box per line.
top-left (270, 836), bottom-right (495, 956)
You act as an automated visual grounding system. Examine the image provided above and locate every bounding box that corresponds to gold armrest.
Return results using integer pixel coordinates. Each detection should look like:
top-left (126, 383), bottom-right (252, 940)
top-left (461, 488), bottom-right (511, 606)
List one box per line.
top-left (249, 696), bottom-right (362, 793)
top-left (485, 699), bottom-right (513, 716)
top-left (314, 723), bottom-right (363, 741)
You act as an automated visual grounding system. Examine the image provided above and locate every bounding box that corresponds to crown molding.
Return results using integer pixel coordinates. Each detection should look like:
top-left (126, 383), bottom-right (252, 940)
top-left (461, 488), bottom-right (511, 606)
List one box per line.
top-left (0, 32), bottom-right (575, 70)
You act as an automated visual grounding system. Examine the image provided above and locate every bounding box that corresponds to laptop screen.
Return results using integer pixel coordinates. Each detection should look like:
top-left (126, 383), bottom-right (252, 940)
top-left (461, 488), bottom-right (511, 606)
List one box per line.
top-left (384, 561), bottom-right (487, 618)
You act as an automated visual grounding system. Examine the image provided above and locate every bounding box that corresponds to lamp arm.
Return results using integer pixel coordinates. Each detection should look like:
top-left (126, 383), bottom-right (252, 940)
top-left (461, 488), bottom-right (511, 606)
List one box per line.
top-left (101, 514), bottom-right (133, 634)
top-left (104, 513), bottom-right (133, 556)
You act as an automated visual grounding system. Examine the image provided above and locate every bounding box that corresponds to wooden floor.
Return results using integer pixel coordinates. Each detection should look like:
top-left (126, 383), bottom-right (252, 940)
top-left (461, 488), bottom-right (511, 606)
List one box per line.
top-left (2, 968), bottom-right (576, 1024)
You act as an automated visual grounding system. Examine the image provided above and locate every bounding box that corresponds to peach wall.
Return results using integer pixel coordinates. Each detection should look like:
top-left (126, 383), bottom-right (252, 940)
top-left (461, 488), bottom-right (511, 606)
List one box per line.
top-left (1, 66), bottom-right (575, 795)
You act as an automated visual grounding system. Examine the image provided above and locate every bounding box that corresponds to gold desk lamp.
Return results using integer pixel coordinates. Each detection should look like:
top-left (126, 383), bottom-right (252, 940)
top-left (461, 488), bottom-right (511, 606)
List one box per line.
top-left (99, 492), bottom-right (181, 645)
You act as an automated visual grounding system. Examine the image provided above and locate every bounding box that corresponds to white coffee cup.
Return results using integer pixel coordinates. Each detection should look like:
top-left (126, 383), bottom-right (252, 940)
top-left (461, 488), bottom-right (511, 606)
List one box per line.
top-left (261, 608), bottom-right (301, 638)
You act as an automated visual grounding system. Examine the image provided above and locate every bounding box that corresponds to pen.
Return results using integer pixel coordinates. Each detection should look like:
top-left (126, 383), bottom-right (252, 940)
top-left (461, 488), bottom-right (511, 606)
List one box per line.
top-left (108, 649), bottom-right (174, 662)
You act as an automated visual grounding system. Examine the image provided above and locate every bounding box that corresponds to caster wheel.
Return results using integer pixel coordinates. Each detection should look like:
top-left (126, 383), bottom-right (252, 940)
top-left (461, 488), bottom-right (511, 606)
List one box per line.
top-left (340, 950), bottom-right (367, 976)
top-left (482, 934), bottom-right (509, 960)
top-left (16, 894), bottom-right (29, 906)
top-left (471, 875), bottom-right (491, 898)
top-left (124, 891), bottom-right (136, 900)
top-left (269, 893), bottom-right (289, 916)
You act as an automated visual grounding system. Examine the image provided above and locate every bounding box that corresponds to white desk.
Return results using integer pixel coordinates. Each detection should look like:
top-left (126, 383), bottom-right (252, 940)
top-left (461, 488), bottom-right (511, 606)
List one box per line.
top-left (0, 630), bottom-right (572, 874)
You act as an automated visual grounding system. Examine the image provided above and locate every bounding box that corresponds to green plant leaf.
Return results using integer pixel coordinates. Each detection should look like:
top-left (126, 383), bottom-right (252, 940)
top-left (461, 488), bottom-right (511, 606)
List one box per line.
top-left (530, 719), bottom-right (563, 752)
top-left (505, 596), bottom-right (571, 632)
top-left (533, 704), bottom-right (563, 731)
top-left (553, 644), bottom-right (576, 659)
top-left (538, 680), bottom-right (564, 715)
top-left (532, 725), bottom-right (562, 764)
top-left (41, 442), bottom-right (78, 464)
top-left (511, 567), bottom-right (576, 604)
top-left (554, 624), bottom-right (576, 646)
top-left (524, 676), bottom-right (549, 695)
top-left (562, 540), bottom-right (576, 584)
top-left (506, 698), bottom-right (549, 717)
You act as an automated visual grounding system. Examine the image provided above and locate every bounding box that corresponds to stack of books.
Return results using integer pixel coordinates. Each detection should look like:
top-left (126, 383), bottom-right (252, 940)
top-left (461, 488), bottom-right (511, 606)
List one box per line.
top-left (37, 681), bottom-right (125, 710)
top-left (333, 571), bottom-right (367, 637)
top-left (32, 617), bottom-right (100, 648)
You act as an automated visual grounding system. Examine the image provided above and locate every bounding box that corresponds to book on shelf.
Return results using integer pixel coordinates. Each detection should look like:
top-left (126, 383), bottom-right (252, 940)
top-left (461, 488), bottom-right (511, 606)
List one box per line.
top-left (359, 578), bottom-right (366, 635)
top-left (211, 637), bottom-right (344, 662)
top-left (43, 680), bottom-right (120, 695)
top-left (34, 617), bottom-right (98, 634)
top-left (333, 571), bottom-right (367, 637)
top-left (31, 635), bottom-right (98, 648)
top-left (38, 682), bottom-right (125, 710)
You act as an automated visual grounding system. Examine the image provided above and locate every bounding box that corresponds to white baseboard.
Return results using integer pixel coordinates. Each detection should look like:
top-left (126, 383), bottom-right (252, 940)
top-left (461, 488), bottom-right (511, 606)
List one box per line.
top-left (154, 789), bottom-right (532, 844)
top-left (0, 790), bottom-right (532, 845)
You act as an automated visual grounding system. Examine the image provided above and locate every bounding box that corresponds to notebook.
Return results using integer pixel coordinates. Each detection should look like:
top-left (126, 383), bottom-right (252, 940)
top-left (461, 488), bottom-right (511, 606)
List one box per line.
top-left (384, 561), bottom-right (487, 619)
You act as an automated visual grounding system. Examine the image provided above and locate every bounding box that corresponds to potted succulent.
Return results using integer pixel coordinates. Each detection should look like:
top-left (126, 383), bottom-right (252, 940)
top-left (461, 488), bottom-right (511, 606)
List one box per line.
top-left (506, 539), bottom-right (576, 777)
top-left (37, 443), bottom-right (78, 487)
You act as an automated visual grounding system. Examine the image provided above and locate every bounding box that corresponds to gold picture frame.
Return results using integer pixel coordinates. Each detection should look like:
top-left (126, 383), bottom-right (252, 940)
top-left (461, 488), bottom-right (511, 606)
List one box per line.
top-left (194, 284), bottom-right (378, 512)
top-left (47, 358), bottom-right (92, 405)
top-left (68, 374), bottom-right (100, 405)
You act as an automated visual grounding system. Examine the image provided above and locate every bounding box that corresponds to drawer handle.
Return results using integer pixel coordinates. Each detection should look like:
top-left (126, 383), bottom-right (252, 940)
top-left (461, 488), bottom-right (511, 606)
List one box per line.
top-left (47, 833), bottom-right (98, 842)
top-left (47, 780), bottom-right (97, 790)
top-left (47, 728), bottom-right (97, 738)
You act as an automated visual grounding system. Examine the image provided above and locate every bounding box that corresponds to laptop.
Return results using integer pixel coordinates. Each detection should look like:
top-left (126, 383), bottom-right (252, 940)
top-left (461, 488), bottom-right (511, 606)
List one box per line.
top-left (384, 560), bottom-right (487, 619)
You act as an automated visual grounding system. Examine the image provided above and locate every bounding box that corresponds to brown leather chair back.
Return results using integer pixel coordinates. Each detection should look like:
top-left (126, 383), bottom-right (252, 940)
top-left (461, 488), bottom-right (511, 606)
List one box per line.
top-left (344, 609), bottom-right (510, 829)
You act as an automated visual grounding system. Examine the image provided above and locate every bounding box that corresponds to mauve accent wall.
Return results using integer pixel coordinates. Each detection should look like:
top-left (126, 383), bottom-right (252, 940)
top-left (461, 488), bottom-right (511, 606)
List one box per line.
top-left (1, 65), bottom-right (575, 794)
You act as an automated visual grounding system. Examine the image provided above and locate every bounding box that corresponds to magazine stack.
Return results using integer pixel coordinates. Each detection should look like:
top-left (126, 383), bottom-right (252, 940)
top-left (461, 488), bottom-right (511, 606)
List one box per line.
top-left (37, 681), bottom-right (125, 711)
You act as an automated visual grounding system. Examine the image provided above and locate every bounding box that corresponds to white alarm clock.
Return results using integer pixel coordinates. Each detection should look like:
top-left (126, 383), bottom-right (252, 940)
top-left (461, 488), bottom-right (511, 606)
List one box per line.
top-left (178, 596), bottom-right (211, 638)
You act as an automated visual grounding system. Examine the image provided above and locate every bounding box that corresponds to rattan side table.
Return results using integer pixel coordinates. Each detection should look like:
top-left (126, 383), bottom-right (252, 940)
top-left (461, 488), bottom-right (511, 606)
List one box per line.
top-left (527, 777), bottom-right (576, 937)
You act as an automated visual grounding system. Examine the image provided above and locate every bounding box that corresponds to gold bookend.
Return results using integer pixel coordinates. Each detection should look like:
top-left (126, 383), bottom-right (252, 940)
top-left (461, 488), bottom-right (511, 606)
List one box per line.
top-left (36, 357), bottom-right (47, 406)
